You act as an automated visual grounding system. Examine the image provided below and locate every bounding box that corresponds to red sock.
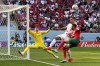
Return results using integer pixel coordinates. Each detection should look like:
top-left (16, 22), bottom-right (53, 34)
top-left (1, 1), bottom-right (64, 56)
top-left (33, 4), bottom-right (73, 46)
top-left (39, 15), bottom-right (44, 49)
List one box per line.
top-left (57, 40), bottom-right (65, 51)
top-left (62, 46), bottom-right (67, 60)
top-left (46, 47), bottom-right (51, 50)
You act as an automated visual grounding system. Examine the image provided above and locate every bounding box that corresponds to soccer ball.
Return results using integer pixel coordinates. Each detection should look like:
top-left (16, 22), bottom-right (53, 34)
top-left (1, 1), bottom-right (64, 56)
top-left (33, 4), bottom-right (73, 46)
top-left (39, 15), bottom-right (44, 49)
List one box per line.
top-left (72, 4), bottom-right (78, 10)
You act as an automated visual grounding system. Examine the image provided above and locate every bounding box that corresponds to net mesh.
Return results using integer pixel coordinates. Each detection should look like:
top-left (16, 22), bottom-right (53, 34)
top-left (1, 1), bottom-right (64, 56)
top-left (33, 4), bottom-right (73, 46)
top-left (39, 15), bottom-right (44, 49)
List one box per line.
top-left (0, 5), bottom-right (27, 12)
top-left (0, 5), bottom-right (28, 60)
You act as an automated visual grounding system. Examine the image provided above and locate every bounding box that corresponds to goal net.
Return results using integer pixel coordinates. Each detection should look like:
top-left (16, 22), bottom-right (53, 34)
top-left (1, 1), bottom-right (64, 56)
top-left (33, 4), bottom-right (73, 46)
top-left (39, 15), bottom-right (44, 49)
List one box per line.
top-left (0, 5), bottom-right (30, 60)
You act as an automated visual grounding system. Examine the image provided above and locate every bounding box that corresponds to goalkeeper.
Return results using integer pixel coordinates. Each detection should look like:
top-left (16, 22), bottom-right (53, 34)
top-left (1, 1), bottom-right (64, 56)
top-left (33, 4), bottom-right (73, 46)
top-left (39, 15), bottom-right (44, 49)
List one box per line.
top-left (18, 24), bottom-right (59, 59)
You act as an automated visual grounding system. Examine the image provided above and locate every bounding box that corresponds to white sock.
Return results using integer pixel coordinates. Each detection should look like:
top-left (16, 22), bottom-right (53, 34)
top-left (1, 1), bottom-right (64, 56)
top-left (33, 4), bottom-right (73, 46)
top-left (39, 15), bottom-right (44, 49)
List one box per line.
top-left (49, 39), bottom-right (56, 47)
top-left (67, 49), bottom-right (71, 58)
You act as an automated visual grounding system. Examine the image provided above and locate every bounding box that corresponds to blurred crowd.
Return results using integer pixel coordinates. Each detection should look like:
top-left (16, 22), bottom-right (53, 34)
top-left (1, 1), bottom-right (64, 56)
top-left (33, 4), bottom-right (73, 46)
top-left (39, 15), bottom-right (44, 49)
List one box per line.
top-left (0, 8), bottom-right (27, 30)
top-left (1, 0), bottom-right (100, 33)
top-left (0, 13), bottom-right (7, 26)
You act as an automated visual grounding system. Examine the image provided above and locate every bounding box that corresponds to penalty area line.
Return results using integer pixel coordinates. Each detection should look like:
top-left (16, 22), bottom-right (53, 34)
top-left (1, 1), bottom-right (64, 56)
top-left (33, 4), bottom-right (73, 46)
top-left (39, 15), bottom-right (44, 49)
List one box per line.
top-left (29, 59), bottom-right (60, 66)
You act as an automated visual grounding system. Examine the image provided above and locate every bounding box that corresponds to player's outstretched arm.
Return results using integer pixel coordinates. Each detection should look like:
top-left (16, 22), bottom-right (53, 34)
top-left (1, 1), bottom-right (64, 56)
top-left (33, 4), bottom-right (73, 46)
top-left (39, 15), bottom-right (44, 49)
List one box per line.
top-left (28, 28), bottom-right (34, 34)
top-left (28, 28), bottom-right (31, 32)
top-left (55, 26), bottom-right (66, 30)
top-left (41, 27), bottom-right (50, 34)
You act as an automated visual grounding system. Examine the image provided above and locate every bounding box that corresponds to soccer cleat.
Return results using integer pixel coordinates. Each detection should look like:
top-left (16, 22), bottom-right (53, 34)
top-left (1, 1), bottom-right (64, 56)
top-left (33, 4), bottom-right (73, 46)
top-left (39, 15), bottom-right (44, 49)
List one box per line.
top-left (68, 58), bottom-right (72, 62)
top-left (52, 49), bottom-right (58, 53)
top-left (18, 51), bottom-right (24, 56)
top-left (46, 47), bottom-right (51, 50)
top-left (54, 55), bottom-right (59, 59)
top-left (60, 60), bottom-right (67, 63)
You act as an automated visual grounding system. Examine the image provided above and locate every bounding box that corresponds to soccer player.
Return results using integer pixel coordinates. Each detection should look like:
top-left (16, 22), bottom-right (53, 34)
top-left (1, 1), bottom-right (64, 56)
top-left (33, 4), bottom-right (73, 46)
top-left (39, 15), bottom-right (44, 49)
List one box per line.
top-left (46, 17), bottom-right (75, 50)
top-left (54, 24), bottom-right (81, 63)
top-left (18, 24), bottom-right (59, 59)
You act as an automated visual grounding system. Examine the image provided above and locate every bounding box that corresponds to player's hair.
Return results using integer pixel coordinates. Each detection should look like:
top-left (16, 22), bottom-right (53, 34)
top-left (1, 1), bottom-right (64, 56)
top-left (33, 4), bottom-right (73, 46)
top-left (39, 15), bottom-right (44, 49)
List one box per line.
top-left (68, 16), bottom-right (75, 19)
top-left (34, 22), bottom-right (40, 28)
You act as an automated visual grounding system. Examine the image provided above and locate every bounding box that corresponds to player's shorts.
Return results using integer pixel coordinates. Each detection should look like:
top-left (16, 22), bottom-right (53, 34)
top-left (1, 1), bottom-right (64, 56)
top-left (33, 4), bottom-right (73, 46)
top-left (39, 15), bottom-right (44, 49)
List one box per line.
top-left (69, 38), bottom-right (79, 48)
top-left (57, 34), bottom-right (70, 41)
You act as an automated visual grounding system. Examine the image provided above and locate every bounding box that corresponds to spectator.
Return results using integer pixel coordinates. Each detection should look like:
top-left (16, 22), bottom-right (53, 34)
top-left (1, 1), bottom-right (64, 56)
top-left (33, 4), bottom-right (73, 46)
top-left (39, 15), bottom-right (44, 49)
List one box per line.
top-left (95, 37), bottom-right (100, 42)
top-left (90, 26), bottom-right (98, 33)
top-left (2, 0), bottom-right (100, 33)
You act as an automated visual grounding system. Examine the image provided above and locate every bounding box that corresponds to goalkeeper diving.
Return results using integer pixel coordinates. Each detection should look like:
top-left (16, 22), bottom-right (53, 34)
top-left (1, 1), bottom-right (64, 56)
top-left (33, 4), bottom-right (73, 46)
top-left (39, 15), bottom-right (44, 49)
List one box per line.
top-left (18, 24), bottom-right (59, 59)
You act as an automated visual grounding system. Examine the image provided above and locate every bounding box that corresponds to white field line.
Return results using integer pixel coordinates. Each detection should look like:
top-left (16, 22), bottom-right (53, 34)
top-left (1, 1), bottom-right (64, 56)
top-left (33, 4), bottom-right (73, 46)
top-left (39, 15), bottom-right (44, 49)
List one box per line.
top-left (0, 54), bottom-right (60, 66)
top-left (29, 59), bottom-right (60, 66)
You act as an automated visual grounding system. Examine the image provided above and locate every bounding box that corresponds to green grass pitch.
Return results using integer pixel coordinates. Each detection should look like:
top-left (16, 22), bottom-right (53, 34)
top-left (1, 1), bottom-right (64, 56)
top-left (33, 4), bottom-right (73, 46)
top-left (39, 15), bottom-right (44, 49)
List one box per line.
top-left (0, 47), bottom-right (100, 66)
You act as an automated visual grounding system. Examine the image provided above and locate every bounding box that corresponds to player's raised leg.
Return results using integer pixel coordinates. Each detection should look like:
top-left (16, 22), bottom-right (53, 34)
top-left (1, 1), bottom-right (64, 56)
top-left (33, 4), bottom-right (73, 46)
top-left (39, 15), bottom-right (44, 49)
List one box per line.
top-left (47, 36), bottom-right (61, 50)
top-left (43, 45), bottom-right (59, 59)
top-left (52, 40), bottom-right (67, 53)
top-left (18, 44), bottom-right (38, 56)
top-left (44, 49), bottom-right (59, 59)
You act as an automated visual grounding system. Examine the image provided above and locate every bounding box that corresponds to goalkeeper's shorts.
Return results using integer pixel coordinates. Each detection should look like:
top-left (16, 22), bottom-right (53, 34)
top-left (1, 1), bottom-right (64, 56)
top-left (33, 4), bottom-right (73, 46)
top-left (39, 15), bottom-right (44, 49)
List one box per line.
top-left (69, 38), bottom-right (79, 48)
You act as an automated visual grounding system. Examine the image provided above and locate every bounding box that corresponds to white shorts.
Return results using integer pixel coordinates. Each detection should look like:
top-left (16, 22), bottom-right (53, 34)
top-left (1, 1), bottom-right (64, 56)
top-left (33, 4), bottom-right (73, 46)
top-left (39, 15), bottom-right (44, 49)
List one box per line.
top-left (57, 34), bottom-right (70, 41)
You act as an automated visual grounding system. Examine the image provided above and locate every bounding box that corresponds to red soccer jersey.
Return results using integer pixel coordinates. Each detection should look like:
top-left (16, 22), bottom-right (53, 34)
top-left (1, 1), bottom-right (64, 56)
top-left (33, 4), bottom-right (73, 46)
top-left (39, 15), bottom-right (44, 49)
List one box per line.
top-left (71, 26), bottom-right (80, 41)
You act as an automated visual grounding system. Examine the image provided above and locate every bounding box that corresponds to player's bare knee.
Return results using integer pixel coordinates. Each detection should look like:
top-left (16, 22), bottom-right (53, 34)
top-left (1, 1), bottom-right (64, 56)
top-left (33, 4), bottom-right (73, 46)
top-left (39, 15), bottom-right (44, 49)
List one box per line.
top-left (64, 43), bottom-right (70, 48)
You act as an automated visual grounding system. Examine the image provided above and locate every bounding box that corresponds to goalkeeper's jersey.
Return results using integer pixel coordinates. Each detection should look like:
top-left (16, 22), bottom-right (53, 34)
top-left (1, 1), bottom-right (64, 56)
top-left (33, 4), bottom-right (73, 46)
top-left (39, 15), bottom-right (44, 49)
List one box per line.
top-left (28, 29), bottom-right (50, 45)
top-left (31, 32), bottom-right (44, 44)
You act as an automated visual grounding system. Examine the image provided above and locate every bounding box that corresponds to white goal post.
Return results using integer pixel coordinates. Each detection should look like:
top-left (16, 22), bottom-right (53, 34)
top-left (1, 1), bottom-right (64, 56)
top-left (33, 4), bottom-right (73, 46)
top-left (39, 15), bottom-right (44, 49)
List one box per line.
top-left (0, 5), bottom-right (30, 60)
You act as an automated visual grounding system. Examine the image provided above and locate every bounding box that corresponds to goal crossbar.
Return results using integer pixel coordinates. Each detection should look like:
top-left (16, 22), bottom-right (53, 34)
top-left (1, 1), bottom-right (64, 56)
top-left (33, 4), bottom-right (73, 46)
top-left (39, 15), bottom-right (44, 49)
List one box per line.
top-left (0, 5), bottom-right (28, 13)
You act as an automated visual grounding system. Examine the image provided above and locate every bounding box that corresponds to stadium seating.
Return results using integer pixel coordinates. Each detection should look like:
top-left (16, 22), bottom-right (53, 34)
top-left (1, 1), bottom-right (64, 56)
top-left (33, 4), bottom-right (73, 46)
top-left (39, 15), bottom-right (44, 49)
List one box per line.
top-left (2, 0), bottom-right (100, 33)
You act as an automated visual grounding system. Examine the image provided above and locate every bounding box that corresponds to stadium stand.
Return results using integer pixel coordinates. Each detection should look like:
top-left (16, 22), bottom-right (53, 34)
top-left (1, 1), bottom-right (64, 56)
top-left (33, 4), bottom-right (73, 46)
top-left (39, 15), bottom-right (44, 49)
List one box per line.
top-left (1, 0), bottom-right (100, 33)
